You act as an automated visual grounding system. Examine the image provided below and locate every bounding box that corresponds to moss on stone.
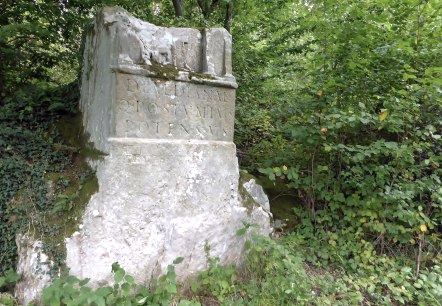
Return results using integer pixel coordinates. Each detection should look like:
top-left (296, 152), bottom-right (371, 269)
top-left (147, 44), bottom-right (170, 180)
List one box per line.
top-left (269, 195), bottom-right (299, 232)
top-left (41, 159), bottom-right (98, 265)
top-left (148, 61), bottom-right (216, 81)
top-left (188, 71), bottom-right (215, 80)
top-left (56, 113), bottom-right (106, 160)
top-left (253, 175), bottom-right (300, 232)
top-left (238, 172), bottom-right (261, 215)
top-left (148, 62), bottom-right (180, 80)
top-left (26, 112), bottom-right (102, 272)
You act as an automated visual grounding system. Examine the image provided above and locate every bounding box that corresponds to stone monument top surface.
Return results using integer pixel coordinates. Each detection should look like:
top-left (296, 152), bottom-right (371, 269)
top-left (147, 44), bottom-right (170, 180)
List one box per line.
top-left (99, 6), bottom-right (236, 88)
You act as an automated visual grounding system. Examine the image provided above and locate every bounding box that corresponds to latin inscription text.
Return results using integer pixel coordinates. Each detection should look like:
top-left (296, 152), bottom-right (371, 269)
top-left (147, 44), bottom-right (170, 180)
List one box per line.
top-left (115, 74), bottom-right (235, 141)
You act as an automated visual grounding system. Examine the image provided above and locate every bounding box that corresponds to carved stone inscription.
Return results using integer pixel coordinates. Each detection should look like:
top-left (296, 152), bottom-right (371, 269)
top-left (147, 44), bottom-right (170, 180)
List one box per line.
top-left (115, 73), bottom-right (235, 141)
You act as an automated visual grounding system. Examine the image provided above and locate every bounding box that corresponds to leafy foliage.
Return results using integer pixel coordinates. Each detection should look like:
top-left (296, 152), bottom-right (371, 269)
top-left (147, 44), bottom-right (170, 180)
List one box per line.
top-left (36, 261), bottom-right (200, 306)
top-left (191, 258), bottom-right (238, 303)
top-left (0, 270), bottom-right (20, 290)
top-left (239, 234), bottom-right (442, 305)
top-left (0, 83), bottom-right (78, 274)
top-left (232, 0), bottom-right (442, 304)
top-left (0, 270), bottom-right (19, 305)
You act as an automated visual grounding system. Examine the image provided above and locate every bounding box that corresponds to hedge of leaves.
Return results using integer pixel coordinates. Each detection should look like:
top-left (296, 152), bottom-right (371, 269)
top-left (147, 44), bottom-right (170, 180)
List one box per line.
top-left (233, 1), bottom-right (442, 303)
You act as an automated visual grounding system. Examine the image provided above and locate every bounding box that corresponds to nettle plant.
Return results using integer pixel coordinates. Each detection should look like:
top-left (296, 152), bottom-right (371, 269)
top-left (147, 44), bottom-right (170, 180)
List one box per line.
top-left (241, 0), bottom-right (441, 252)
top-left (38, 259), bottom-right (201, 306)
top-left (234, 0), bottom-right (442, 303)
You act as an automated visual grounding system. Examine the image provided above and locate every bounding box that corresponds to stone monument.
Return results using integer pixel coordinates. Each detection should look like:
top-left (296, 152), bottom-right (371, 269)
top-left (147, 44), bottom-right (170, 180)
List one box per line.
top-left (15, 7), bottom-right (271, 303)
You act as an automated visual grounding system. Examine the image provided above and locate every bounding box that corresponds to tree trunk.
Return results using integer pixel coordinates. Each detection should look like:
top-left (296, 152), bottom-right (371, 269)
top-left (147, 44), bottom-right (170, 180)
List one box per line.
top-left (172, 0), bottom-right (184, 17)
top-left (224, 1), bottom-right (233, 33)
top-left (196, 0), bottom-right (208, 17)
top-left (209, 0), bottom-right (220, 15)
top-left (197, 0), bottom-right (219, 18)
top-left (0, 54), bottom-right (4, 105)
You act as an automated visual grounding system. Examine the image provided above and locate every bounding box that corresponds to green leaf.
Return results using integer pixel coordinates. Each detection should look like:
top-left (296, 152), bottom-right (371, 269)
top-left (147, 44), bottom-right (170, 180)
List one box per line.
top-left (137, 296), bottom-right (149, 304)
top-left (114, 269), bottom-right (125, 284)
top-left (50, 297), bottom-right (60, 306)
top-left (125, 274), bottom-right (135, 285)
top-left (111, 262), bottom-right (121, 272)
top-left (401, 267), bottom-right (412, 274)
top-left (95, 296), bottom-right (106, 306)
top-left (95, 287), bottom-right (112, 297)
top-left (258, 168), bottom-right (276, 181)
top-left (121, 283), bottom-right (130, 296)
top-left (79, 278), bottom-right (90, 286)
top-left (173, 257), bottom-right (184, 265)
top-left (403, 73), bottom-right (416, 80)
top-left (236, 227), bottom-right (247, 236)
top-left (221, 280), bottom-right (229, 289)
top-left (165, 283), bottom-right (177, 294)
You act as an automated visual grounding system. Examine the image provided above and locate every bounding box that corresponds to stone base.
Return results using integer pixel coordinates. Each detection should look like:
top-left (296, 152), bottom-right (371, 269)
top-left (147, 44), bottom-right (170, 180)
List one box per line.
top-left (65, 139), bottom-right (271, 285)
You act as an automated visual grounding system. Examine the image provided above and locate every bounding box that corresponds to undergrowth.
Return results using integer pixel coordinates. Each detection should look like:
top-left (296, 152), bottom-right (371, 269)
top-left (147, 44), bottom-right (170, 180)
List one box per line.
top-left (2, 230), bottom-right (440, 305)
top-left (0, 81), bottom-right (99, 276)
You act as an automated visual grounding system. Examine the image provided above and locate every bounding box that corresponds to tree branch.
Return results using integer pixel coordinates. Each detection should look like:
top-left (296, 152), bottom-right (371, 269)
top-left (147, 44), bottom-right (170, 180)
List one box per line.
top-left (0, 56), bottom-right (4, 105)
top-left (197, 0), bottom-right (220, 17)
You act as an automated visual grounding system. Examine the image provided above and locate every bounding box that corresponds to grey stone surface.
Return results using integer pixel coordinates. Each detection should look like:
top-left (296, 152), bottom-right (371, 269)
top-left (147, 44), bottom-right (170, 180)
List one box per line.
top-left (15, 7), bottom-right (271, 301)
top-left (65, 140), bottom-right (247, 283)
top-left (242, 179), bottom-right (271, 213)
top-left (15, 234), bottom-right (52, 305)
top-left (202, 28), bottom-right (233, 76)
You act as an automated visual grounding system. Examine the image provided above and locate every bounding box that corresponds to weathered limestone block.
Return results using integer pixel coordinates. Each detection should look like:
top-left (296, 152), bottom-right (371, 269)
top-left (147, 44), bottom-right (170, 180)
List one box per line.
top-left (15, 7), bottom-right (271, 302)
top-left (80, 7), bottom-right (235, 153)
top-left (15, 235), bottom-right (52, 305)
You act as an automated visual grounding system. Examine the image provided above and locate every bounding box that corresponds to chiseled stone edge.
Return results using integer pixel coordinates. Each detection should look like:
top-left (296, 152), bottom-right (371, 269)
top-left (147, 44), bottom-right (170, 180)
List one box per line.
top-left (111, 64), bottom-right (238, 89)
top-left (108, 137), bottom-right (234, 146)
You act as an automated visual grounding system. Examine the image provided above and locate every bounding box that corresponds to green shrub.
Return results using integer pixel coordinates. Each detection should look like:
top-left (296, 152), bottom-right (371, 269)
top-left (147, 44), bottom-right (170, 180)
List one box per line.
top-left (37, 260), bottom-right (200, 306)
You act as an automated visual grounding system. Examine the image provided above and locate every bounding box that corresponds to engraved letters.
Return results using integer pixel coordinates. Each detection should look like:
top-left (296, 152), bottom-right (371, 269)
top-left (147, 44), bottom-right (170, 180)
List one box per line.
top-left (116, 73), bottom-right (235, 140)
top-left (127, 78), bottom-right (139, 92)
